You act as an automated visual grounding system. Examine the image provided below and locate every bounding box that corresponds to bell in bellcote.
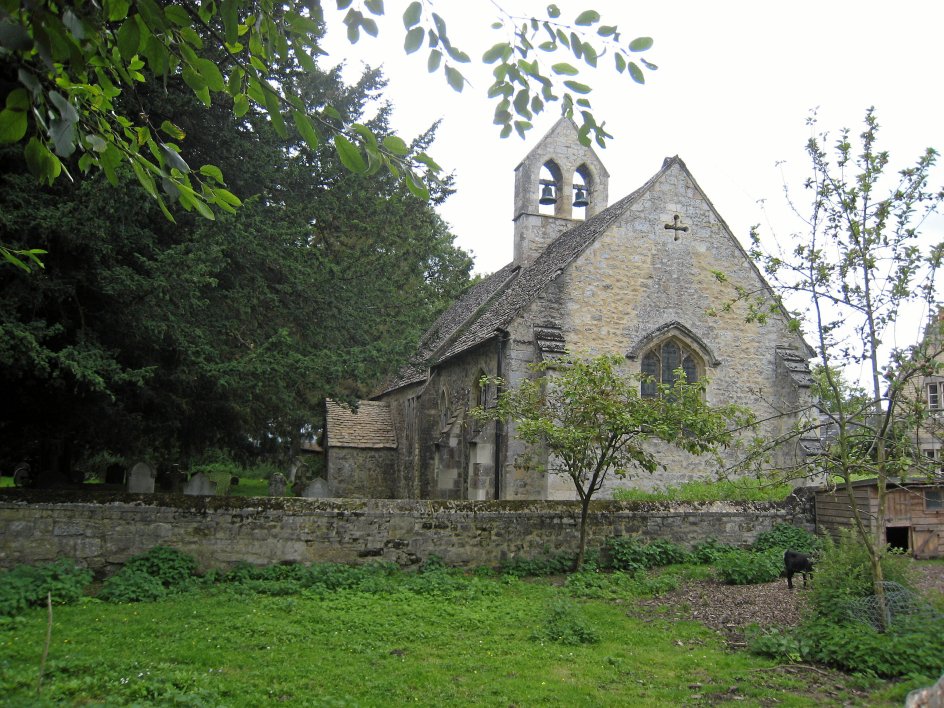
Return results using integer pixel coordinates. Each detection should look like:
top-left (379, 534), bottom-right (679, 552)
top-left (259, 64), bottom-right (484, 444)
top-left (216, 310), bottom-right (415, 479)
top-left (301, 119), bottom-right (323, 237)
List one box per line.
top-left (572, 186), bottom-right (589, 208)
top-left (539, 183), bottom-right (557, 205)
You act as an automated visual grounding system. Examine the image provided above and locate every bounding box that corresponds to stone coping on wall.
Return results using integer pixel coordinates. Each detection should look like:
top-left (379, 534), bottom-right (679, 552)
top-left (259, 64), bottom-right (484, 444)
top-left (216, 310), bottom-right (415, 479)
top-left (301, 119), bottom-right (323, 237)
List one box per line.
top-left (0, 488), bottom-right (809, 515)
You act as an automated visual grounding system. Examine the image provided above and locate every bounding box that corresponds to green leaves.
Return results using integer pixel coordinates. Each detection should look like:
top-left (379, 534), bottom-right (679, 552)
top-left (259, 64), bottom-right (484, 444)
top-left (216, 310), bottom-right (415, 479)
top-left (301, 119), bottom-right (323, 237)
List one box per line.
top-left (334, 135), bottom-right (366, 173)
top-left (404, 26), bottom-right (424, 53)
top-left (382, 135), bottom-right (409, 156)
top-left (292, 111), bottom-right (320, 151)
top-left (483, 42), bottom-right (511, 64)
top-left (24, 137), bottom-right (62, 185)
top-left (1, 245), bottom-right (47, 272)
top-left (116, 17), bottom-right (141, 59)
top-left (483, 5), bottom-right (655, 144)
top-left (403, 1), bottom-right (422, 28)
top-left (552, 63), bottom-right (579, 76)
top-left (445, 66), bottom-right (465, 92)
top-left (575, 10), bottom-right (601, 26)
top-left (0, 0), bottom-right (656, 242)
top-left (0, 88), bottom-right (29, 143)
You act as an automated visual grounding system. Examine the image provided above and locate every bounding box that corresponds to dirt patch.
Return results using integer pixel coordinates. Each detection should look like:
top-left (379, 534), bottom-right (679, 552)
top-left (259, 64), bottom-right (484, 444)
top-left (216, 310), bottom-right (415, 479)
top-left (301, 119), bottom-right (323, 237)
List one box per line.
top-left (632, 571), bottom-right (944, 705)
top-left (637, 561), bottom-right (943, 646)
top-left (637, 577), bottom-right (809, 645)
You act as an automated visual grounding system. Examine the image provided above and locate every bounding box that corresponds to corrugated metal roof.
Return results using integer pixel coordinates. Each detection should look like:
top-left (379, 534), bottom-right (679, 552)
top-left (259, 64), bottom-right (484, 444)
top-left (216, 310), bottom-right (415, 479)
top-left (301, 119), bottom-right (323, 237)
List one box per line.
top-left (325, 400), bottom-right (397, 449)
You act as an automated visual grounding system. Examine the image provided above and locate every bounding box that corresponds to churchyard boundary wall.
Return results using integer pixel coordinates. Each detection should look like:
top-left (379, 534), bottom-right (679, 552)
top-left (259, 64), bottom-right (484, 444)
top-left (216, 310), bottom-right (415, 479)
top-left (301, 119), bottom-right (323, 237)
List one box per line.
top-left (0, 491), bottom-right (814, 575)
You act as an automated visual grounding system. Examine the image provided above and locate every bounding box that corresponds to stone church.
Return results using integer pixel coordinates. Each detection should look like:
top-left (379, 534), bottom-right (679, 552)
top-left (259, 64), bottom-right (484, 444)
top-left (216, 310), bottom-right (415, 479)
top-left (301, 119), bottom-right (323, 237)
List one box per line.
top-left (324, 118), bottom-right (815, 500)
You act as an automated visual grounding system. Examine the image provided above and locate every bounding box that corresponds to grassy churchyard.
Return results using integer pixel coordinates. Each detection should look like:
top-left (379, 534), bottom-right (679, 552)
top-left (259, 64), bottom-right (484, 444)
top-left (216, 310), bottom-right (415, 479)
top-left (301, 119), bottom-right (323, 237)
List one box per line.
top-left (0, 571), bottom-right (911, 706)
top-left (1, 538), bottom-right (941, 706)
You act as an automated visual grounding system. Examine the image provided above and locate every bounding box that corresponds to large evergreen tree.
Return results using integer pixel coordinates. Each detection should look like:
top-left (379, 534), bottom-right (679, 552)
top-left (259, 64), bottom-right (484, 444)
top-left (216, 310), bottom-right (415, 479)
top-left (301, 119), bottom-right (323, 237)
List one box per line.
top-left (0, 52), bottom-right (473, 481)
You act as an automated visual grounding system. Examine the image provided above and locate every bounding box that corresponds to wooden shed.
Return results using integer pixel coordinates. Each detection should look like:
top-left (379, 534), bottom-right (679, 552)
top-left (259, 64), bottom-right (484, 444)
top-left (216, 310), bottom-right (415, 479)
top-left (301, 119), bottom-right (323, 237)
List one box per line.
top-left (815, 478), bottom-right (944, 559)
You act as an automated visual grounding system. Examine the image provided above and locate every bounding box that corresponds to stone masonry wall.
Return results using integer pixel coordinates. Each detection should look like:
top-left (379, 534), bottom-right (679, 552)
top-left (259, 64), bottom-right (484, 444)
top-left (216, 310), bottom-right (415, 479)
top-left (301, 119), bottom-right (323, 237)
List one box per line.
top-left (0, 491), bottom-right (813, 575)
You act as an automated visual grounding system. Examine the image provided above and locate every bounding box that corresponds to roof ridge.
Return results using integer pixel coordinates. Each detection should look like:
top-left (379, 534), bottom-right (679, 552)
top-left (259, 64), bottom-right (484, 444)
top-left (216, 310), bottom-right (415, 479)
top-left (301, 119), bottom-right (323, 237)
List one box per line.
top-left (376, 263), bottom-right (520, 395)
top-left (432, 159), bottom-right (676, 365)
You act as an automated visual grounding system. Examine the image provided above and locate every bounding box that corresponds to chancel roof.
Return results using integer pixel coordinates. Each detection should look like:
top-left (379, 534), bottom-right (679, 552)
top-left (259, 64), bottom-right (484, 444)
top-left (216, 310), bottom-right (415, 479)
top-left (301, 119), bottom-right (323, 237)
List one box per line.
top-left (325, 400), bottom-right (397, 448)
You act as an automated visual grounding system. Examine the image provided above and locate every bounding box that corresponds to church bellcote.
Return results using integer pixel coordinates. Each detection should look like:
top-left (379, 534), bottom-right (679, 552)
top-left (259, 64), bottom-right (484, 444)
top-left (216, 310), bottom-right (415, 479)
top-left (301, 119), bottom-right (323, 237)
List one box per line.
top-left (512, 118), bottom-right (609, 266)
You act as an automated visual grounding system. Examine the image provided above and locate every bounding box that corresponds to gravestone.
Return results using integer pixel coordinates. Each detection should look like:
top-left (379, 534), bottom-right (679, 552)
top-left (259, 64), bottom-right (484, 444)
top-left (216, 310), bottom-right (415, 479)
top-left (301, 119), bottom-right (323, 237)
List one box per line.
top-left (182, 472), bottom-right (217, 496)
top-left (268, 472), bottom-right (287, 497)
top-left (127, 462), bottom-right (155, 494)
top-left (300, 477), bottom-right (329, 498)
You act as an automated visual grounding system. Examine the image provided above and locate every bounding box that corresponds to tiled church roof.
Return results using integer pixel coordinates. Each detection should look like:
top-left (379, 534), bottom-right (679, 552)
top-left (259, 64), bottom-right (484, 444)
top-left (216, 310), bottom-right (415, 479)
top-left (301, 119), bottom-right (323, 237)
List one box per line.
top-left (377, 160), bottom-right (673, 397)
top-left (380, 154), bottom-right (811, 396)
top-left (435, 164), bottom-right (669, 364)
top-left (325, 400), bottom-right (397, 448)
top-left (378, 262), bottom-right (520, 393)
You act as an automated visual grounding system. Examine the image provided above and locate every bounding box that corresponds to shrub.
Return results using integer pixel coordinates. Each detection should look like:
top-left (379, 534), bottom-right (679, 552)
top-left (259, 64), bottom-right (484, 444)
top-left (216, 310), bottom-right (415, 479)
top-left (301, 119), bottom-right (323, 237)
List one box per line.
top-left (98, 570), bottom-right (168, 603)
top-left (692, 538), bottom-right (738, 565)
top-left (714, 549), bottom-right (782, 585)
top-left (498, 553), bottom-right (575, 578)
top-left (752, 523), bottom-right (820, 555)
top-left (0, 560), bottom-right (92, 616)
top-left (121, 546), bottom-right (198, 590)
top-left (100, 547), bottom-right (198, 603)
top-left (565, 570), bottom-right (636, 600)
top-left (531, 600), bottom-right (600, 645)
top-left (565, 569), bottom-right (680, 599)
top-left (418, 555), bottom-right (448, 573)
top-left (604, 537), bottom-right (691, 573)
top-left (809, 531), bottom-right (915, 623)
top-left (749, 615), bottom-right (944, 678)
top-left (304, 562), bottom-right (398, 593)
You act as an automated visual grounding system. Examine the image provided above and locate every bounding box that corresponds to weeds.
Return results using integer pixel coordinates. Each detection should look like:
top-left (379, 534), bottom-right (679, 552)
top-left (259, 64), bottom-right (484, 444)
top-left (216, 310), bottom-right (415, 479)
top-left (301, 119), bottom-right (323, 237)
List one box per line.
top-left (612, 478), bottom-right (794, 502)
top-left (531, 599), bottom-right (600, 645)
top-left (0, 560), bottom-right (91, 617)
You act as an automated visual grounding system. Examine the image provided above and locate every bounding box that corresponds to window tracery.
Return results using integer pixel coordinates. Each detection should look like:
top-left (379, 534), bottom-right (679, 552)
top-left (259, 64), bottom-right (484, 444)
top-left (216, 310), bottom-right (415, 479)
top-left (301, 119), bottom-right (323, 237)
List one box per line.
top-left (640, 338), bottom-right (701, 397)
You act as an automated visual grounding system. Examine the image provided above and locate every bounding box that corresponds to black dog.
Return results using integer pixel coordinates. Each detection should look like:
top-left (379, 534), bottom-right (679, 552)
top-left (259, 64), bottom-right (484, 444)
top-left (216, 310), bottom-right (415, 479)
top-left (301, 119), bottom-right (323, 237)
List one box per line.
top-left (784, 550), bottom-right (814, 590)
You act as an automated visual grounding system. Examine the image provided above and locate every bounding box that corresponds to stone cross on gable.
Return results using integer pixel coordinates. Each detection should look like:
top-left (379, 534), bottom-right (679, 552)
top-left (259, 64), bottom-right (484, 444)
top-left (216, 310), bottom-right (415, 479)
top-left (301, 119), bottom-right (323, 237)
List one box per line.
top-left (664, 214), bottom-right (689, 241)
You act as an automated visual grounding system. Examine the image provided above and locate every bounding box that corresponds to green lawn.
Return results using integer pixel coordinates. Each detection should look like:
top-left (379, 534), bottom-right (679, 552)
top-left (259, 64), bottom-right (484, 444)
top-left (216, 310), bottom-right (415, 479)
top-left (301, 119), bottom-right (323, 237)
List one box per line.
top-left (0, 572), bottom-right (912, 707)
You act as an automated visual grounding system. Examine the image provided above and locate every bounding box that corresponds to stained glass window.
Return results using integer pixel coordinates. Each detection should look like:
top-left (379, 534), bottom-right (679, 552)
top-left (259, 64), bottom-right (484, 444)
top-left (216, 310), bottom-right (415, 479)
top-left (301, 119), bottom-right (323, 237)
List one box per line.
top-left (639, 338), bottom-right (700, 398)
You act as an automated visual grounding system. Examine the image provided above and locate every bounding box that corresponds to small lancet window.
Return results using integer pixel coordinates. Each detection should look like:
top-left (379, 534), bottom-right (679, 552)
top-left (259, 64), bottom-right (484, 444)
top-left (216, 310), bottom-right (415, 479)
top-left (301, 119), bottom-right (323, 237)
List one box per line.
top-left (439, 389), bottom-right (449, 431)
top-left (473, 370), bottom-right (488, 409)
top-left (640, 338), bottom-right (701, 398)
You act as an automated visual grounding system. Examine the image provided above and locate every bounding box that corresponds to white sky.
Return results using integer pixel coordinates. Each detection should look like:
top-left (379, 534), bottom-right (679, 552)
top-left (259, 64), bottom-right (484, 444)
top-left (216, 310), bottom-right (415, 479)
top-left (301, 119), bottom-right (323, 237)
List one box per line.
top-left (320, 0), bottom-right (944, 368)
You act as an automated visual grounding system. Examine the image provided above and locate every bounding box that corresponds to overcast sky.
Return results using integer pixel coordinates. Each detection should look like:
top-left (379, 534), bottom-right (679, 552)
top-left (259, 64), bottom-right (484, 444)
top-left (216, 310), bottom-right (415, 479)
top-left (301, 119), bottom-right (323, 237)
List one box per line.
top-left (321, 1), bottom-right (943, 366)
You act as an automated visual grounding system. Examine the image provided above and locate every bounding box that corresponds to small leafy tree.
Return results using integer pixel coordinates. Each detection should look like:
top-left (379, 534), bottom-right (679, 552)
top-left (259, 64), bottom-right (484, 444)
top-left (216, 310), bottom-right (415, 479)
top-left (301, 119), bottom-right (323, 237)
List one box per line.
top-left (475, 354), bottom-right (750, 569)
top-left (742, 109), bottom-right (943, 625)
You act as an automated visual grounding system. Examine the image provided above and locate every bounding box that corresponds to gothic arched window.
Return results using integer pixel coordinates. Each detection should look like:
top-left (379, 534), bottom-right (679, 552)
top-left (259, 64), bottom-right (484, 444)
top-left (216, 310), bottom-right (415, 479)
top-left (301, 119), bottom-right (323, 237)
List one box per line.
top-left (640, 338), bottom-right (700, 398)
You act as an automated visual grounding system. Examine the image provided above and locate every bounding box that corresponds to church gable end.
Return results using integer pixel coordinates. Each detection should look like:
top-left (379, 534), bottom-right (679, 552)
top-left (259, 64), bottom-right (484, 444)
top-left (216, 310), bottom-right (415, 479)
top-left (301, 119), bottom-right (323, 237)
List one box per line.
top-left (375, 120), bottom-right (814, 501)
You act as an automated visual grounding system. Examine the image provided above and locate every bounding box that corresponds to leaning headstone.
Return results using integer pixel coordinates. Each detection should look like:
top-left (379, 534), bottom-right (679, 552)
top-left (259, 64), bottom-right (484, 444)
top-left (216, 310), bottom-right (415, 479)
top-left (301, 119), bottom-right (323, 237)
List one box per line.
top-left (300, 477), bottom-right (329, 498)
top-left (268, 472), bottom-right (287, 497)
top-left (182, 472), bottom-right (217, 496)
top-left (127, 462), bottom-right (155, 494)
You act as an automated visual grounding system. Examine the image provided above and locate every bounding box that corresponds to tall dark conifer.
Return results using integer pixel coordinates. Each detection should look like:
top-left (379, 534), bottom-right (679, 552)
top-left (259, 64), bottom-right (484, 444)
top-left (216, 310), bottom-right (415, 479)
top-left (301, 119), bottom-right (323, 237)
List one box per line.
top-left (0, 48), bottom-right (473, 481)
